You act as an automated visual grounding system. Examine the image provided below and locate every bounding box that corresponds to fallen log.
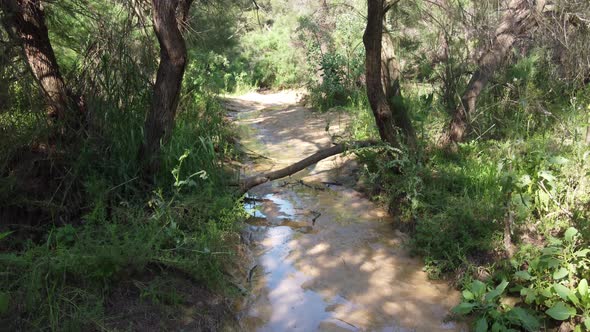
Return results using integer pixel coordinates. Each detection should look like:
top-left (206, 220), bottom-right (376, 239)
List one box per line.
top-left (238, 140), bottom-right (379, 194)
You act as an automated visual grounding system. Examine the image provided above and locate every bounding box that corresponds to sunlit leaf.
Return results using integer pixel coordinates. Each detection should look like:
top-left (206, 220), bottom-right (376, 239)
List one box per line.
top-left (564, 227), bottom-right (578, 242)
top-left (485, 280), bottom-right (508, 303)
top-left (471, 280), bottom-right (486, 297)
top-left (548, 156), bottom-right (569, 165)
top-left (553, 268), bottom-right (569, 280)
top-left (545, 302), bottom-right (576, 320)
top-left (462, 290), bottom-right (474, 300)
top-left (578, 279), bottom-right (588, 297)
top-left (553, 283), bottom-right (572, 300)
top-left (538, 170), bottom-right (556, 182)
top-left (515, 270), bottom-right (531, 280)
top-left (452, 302), bottom-right (476, 315)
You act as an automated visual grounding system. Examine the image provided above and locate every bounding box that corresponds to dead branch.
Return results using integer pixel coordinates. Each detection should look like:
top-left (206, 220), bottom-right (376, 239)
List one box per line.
top-left (238, 140), bottom-right (379, 194)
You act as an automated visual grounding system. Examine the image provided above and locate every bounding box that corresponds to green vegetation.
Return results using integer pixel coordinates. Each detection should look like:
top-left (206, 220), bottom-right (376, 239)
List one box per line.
top-left (1, 0), bottom-right (589, 331)
top-left (231, 1), bottom-right (590, 330)
top-left (0, 1), bottom-right (246, 330)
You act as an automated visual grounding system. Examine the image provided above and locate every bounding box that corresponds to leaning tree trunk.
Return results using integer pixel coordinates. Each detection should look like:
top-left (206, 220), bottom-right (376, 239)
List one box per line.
top-left (0, 0), bottom-right (71, 119)
top-left (381, 27), bottom-right (417, 149)
top-left (443, 0), bottom-right (539, 145)
top-left (140, 0), bottom-right (190, 175)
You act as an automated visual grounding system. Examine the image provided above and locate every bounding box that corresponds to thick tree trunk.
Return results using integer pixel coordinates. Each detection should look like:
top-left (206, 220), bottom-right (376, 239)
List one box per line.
top-left (363, 0), bottom-right (399, 147)
top-left (443, 0), bottom-right (537, 145)
top-left (0, 0), bottom-right (71, 119)
top-left (141, 0), bottom-right (189, 175)
top-left (363, 0), bottom-right (416, 149)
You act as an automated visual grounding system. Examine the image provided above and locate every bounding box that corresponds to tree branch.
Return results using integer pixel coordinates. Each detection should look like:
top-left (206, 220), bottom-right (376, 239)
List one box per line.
top-left (238, 140), bottom-right (379, 194)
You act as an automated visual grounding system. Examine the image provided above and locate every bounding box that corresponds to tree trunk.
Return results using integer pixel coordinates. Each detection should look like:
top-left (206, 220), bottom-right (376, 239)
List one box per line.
top-left (443, 0), bottom-right (538, 145)
top-left (363, 0), bottom-right (416, 149)
top-left (0, 0), bottom-right (71, 119)
top-left (140, 0), bottom-right (190, 175)
top-left (175, 0), bottom-right (194, 31)
top-left (363, 0), bottom-right (399, 147)
top-left (381, 27), bottom-right (417, 149)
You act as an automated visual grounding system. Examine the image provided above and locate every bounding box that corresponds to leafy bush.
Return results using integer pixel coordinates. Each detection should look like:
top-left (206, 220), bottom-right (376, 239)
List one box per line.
top-left (453, 279), bottom-right (541, 331)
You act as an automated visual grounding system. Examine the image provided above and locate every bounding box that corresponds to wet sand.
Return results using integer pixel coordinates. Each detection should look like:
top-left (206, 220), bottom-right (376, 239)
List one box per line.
top-left (225, 91), bottom-right (463, 332)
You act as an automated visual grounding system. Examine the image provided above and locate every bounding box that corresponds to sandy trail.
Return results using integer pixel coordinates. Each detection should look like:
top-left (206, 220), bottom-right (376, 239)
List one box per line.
top-left (225, 91), bottom-right (462, 332)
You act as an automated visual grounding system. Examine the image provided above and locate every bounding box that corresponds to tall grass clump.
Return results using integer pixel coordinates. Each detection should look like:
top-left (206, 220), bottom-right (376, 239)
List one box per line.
top-left (0, 3), bottom-right (246, 330)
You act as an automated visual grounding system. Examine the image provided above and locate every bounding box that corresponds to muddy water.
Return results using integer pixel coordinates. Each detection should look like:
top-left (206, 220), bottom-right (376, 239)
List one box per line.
top-left (227, 92), bottom-right (462, 332)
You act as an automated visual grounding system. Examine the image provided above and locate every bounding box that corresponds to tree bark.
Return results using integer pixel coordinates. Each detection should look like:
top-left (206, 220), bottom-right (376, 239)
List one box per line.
top-left (175, 0), bottom-right (193, 32)
top-left (443, 0), bottom-right (538, 145)
top-left (363, 0), bottom-right (416, 149)
top-left (140, 0), bottom-right (190, 175)
top-left (239, 140), bottom-right (378, 194)
top-left (0, 0), bottom-right (71, 119)
top-left (381, 27), bottom-right (417, 149)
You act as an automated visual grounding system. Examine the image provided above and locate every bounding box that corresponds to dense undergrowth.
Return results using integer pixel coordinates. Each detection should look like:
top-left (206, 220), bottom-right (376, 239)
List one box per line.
top-left (0, 1), bottom-right (248, 330)
top-left (332, 53), bottom-right (590, 332)
top-left (2, 0), bottom-right (590, 331)
top-left (0, 89), bottom-right (245, 330)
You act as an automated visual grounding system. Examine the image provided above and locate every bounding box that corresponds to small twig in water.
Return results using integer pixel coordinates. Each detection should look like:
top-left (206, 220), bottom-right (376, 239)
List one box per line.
top-left (280, 180), bottom-right (325, 191)
top-left (321, 181), bottom-right (343, 187)
top-left (311, 211), bottom-right (321, 225)
top-left (335, 318), bottom-right (358, 329)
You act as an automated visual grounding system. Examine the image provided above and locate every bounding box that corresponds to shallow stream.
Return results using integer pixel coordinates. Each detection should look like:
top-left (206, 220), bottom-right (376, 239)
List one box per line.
top-left (226, 92), bottom-right (463, 332)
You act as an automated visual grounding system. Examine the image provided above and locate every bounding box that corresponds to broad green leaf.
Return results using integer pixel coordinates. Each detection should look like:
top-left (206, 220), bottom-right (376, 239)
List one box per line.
top-left (578, 279), bottom-right (588, 297)
top-left (516, 174), bottom-right (532, 188)
top-left (549, 156), bottom-right (569, 165)
top-left (541, 287), bottom-right (553, 298)
top-left (485, 280), bottom-right (509, 303)
top-left (564, 227), bottom-right (578, 242)
top-left (553, 283), bottom-right (572, 300)
top-left (568, 293), bottom-right (580, 306)
top-left (521, 288), bottom-right (537, 304)
top-left (583, 316), bottom-right (590, 330)
top-left (452, 302), bottom-right (476, 315)
top-left (510, 307), bottom-right (541, 331)
top-left (471, 280), bottom-right (486, 297)
top-left (475, 317), bottom-right (488, 332)
top-left (515, 270), bottom-right (532, 280)
top-left (538, 170), bottom-right (556, 182)
top-left (542, 247), bottom-right (561, 256)
top-left (574, 249), bottom-right (590, 257)
top-left (553, 267), bottom-right (569, 280)
top-left (491, 322), bottom-right (505, 332)
top-left (496, 280), bottom-right (509, 293)
top-left (545, 302), bottom-right (576, 320)
top-left (462, 290), bottom-right (475, 300)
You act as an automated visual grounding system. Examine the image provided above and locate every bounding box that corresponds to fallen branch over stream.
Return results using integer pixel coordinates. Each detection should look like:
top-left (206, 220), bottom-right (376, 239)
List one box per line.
top-left (238, 140), bottom-right (379, 194)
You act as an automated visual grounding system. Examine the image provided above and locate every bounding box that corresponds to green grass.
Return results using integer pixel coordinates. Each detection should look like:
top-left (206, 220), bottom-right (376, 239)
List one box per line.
top-left (0, 81), bottom-right (245, 330)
